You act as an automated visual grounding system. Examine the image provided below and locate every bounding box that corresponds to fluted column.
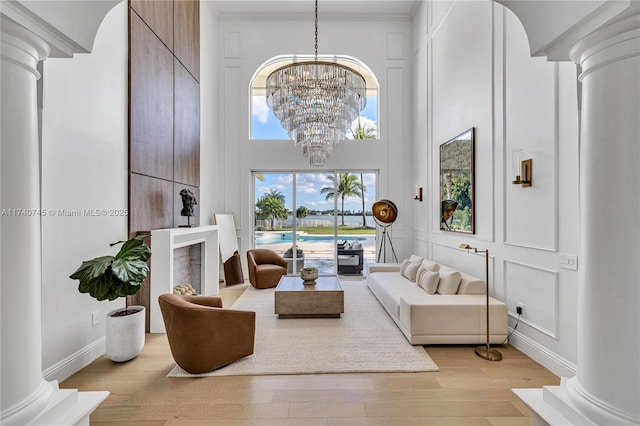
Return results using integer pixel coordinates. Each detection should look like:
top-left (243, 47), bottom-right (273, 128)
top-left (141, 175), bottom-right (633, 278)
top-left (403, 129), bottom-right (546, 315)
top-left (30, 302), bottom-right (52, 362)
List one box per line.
top-left (0, 16), bottom-right (56, 424)
top-left (565, 13), bottom-right (640, 425)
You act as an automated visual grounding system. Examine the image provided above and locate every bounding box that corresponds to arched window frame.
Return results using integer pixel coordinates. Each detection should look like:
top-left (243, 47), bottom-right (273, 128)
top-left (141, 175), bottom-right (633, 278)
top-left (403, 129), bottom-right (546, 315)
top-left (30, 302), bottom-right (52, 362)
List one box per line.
top-left (249, 54), bottom-right (380, 141)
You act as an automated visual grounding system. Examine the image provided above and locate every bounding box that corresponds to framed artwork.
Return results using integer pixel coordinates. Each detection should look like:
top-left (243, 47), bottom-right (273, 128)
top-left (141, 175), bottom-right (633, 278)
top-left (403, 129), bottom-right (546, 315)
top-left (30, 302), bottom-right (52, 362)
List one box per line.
top-left (440, 128), bottom-right (475, 234)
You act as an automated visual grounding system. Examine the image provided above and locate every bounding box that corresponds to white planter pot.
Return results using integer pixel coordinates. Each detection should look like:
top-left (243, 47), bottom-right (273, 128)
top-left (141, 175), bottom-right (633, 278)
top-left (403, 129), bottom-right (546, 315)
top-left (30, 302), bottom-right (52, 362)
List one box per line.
top-left (105, 305), bottom-right (145, 362)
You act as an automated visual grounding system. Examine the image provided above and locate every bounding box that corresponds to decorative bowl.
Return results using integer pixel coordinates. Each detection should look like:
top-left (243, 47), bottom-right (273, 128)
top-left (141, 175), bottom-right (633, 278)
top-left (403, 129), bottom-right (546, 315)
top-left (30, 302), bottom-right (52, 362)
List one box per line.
top-left (300, 267), bottom-right (318, 285)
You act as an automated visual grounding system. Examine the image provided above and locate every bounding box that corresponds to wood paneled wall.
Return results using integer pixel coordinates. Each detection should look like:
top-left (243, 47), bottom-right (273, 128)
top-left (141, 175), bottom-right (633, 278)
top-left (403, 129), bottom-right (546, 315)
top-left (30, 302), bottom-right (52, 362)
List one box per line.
top-left (128, 0), bottom-right (200, 330)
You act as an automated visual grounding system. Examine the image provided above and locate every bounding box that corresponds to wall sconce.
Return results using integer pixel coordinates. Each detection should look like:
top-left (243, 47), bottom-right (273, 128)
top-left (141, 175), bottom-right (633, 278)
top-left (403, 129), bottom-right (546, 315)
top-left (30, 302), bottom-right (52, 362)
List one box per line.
top-left (512, 150), bottom-right (532, 187)
top-left (414, 186), bottom-right (423, 202)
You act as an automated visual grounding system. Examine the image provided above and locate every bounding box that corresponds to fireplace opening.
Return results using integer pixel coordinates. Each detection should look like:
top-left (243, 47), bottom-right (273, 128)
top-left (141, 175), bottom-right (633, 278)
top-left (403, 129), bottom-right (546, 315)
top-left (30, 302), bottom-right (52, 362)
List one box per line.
top-left (173, 243), bottom-right (202, 295)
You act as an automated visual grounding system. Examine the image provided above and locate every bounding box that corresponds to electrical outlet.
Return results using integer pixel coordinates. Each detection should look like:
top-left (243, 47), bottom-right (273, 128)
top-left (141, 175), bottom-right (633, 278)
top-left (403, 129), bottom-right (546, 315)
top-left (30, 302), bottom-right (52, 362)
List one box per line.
top-left (516, 303), bottom-right (524, 315)
top-left (91, 311), bottom-right (100, 326)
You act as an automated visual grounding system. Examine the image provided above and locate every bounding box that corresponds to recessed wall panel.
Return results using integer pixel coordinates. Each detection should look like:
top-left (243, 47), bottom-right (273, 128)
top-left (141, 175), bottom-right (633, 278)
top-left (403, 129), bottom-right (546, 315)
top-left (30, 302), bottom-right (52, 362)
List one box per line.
top-left (129, 173), bottom-right (174, 233)
top-left (130, 11), bottom-right (174, 181)
top-left (174, 0), bottom-right (200, 81)
top-left (504, 10), bottom-right (557, 251)
top-left (224, 32), bottom-right (241, 59)
top-left (504, 260), bottom-right (559, 338)
top-left (387, 32), bottom-right (404, 60)
top-left (174, 60), bottom-right (200, 187)
top-left (130, 0), bottom-right (173, 50)
top-left (431, 1), bottom-right (494, 240)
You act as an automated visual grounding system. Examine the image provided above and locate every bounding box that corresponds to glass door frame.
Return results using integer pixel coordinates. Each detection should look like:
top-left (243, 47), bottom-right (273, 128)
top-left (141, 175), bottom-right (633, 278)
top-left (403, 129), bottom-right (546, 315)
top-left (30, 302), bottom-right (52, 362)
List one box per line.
top-left (252, 169), bottom-right (378, 276)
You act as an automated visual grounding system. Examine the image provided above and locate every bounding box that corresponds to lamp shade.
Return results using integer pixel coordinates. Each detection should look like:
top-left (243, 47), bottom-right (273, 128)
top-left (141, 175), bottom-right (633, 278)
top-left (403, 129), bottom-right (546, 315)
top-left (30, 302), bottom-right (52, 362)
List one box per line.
top-left (372, 199), bottom-right (398, 226)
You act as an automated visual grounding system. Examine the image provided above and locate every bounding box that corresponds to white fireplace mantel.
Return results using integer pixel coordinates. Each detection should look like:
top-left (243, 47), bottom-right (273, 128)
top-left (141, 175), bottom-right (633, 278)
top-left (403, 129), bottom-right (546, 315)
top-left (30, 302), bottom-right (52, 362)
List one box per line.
top-left (150, 225), bottom-right (219, 333)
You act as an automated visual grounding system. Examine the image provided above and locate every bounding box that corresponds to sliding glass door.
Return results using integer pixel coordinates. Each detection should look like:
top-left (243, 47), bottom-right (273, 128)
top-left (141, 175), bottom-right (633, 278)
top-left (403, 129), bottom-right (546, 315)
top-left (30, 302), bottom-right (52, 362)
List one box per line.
top-left (254, 171), bottom-right (377, 276)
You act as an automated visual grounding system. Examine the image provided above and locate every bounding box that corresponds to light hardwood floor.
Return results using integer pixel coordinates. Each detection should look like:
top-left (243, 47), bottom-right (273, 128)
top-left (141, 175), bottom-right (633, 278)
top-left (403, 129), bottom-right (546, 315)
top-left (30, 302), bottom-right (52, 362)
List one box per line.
top-left (61, 283), bottom-right (559, 425)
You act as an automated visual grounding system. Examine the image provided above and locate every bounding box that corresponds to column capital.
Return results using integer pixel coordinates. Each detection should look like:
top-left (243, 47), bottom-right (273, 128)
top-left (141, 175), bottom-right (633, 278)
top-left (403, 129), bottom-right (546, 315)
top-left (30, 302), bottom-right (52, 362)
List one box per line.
top-left (570, 13), bottom-right (640, 80)
top-left (1, 0), bottom-right (122, 58)
top-left (1, 15), bottom-right (50, 78)
top-left (496, 0), bottom-right (640, 61)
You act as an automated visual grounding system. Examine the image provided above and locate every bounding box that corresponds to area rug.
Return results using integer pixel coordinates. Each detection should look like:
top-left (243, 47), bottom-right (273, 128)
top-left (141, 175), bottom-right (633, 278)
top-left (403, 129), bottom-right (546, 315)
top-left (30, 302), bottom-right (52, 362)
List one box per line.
top-left (168, 281), bottom-right (438, 377)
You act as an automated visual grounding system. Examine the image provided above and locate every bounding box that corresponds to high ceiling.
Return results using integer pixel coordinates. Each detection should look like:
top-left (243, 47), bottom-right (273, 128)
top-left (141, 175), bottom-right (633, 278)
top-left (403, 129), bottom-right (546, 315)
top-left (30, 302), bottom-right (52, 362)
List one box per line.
top-left (211, 1), bottom-right (421, 19)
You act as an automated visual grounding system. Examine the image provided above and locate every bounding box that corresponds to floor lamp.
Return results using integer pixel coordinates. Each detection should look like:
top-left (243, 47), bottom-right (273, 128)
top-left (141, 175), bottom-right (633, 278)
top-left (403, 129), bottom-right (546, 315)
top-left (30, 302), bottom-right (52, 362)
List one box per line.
top-left (459, 244), bottom-right (502, 361)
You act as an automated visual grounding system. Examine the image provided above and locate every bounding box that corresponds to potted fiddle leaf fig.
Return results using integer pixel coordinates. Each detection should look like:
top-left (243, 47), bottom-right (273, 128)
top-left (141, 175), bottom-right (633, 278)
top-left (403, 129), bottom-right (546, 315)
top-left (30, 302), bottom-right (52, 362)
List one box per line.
top-left (69, 234), bottom-right (151, 362)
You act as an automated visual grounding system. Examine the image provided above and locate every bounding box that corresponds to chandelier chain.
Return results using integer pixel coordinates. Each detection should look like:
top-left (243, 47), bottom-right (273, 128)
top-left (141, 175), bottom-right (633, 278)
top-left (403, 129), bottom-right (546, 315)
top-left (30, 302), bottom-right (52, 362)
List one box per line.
top-left (265, 0), bottom-right (367, 167)
top-left (314, 0), bottom-right (318, 61)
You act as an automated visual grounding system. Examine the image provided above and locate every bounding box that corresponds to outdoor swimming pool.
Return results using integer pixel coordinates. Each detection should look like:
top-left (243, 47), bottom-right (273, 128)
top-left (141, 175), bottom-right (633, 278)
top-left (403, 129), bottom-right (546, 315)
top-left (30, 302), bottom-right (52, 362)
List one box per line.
top-left (255, 231), bottom-right (371, 245)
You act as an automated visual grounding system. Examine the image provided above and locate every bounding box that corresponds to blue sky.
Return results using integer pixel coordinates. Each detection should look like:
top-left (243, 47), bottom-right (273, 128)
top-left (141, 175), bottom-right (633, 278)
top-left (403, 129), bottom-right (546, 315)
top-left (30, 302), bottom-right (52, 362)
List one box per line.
top-left (255, 173), bottom-right (377, 213)
top-left (251, 95), bottom-right (378, 140)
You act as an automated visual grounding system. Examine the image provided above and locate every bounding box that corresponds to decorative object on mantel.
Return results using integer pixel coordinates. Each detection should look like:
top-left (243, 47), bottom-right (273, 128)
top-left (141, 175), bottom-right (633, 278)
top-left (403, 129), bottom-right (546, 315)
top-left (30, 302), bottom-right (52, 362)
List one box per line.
top-left (300, 267), bottom-right (319, 285)
top-left (69, 235), bottom-right (151, 362)
top-left (179, 188), bottom-right (197, 227)
top-left (372, 199), bottom-right (398, 263)
top-left (459, 243), bottom-right (502, 362)
top-left (265, 0), bottom-right (367, 167)
top-left (511, 149), bottom-right (533, 187)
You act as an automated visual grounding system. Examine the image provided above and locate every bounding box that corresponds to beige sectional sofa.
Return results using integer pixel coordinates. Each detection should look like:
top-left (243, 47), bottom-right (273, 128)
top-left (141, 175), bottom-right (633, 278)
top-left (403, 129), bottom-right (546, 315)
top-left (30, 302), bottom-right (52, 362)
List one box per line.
top-left (366, 257), bottom-right (508, 345)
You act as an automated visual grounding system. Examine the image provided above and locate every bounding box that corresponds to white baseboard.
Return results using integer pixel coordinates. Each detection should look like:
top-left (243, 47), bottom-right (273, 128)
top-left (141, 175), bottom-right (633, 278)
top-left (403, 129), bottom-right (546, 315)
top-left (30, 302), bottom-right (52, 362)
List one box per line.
top-left (43, 337), bottom-right (106, 383)
top-left (509, 329), bottom-right (577, 378)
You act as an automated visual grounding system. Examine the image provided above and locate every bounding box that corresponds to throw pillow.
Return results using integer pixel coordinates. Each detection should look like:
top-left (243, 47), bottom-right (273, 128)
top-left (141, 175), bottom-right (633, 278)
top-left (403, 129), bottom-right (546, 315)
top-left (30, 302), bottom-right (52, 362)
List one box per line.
top-left (437, 268), bottom-right (462, 294)
top-left (420, 258), bottom-right (440, 272)
top-left (351, 241), bottom-right (362, 250)
top-left (400, 260), bottom-right (421, 282)
top-left (408, 254), bottom-right (423, 264)
top-left (417, 269), bottom-right (440, 294)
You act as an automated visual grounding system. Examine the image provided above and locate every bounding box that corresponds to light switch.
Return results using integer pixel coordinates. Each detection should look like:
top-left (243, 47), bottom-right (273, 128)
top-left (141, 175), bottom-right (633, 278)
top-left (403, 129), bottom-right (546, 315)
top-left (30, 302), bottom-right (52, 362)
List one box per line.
top-left (559, 254), bottom-right (578, 271)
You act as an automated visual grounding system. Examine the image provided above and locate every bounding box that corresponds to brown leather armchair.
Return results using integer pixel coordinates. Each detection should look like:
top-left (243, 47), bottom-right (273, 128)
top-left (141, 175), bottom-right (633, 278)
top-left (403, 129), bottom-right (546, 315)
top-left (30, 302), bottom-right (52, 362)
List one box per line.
top-left (158, 294), bottom-right (255, 374)
top-left (246, 248), bottom-right (288, 289)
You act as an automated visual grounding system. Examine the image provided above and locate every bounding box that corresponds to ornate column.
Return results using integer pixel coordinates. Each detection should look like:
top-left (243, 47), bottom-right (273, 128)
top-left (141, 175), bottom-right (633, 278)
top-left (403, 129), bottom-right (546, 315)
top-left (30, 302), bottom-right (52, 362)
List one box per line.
top-left (1, 16), bottom-right (57, 424)
top-left (1, 1), bottom-right (118, 422)
top-left (497, 1), bottom-right (640, 424)
top-left (565, 13), bottom-right (640, 425)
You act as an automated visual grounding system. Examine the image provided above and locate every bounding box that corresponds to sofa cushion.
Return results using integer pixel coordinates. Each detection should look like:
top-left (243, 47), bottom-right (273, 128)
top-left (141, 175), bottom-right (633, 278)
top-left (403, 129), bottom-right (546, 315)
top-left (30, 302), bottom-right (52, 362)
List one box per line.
top-left (420, 258), bottom-right (440, 272)
top-left (400, 259), bottom-right (421, 282)
top-left (437, 268), bottom-right (462, 294)
top-left (417, 269), bottom-right (440, 294)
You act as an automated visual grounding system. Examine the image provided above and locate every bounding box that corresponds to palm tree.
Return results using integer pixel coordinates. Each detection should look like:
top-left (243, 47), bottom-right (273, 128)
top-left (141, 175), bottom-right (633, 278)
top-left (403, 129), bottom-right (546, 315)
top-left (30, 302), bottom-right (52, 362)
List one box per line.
top-left (349, 117), bottom-right (377, 140)
top-left (321, 173), bottom-right (363, 227)
top-left (296, 205), bottom-right (309, 226)
top-left (349, 118), bottom-right (376, 228)
top-left (256, 189), bottom-right (287, 230)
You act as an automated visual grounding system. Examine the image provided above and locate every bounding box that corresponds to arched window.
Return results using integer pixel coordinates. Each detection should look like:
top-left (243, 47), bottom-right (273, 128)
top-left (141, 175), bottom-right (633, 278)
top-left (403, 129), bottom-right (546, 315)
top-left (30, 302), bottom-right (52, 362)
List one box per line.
top-left (250, 54), bottom-right (379, 140)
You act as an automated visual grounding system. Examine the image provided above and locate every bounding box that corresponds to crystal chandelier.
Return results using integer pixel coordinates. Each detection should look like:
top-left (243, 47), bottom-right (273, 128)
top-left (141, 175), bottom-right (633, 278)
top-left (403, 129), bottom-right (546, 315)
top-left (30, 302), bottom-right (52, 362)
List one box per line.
top-left (266, 0), bottom-right (367, 167)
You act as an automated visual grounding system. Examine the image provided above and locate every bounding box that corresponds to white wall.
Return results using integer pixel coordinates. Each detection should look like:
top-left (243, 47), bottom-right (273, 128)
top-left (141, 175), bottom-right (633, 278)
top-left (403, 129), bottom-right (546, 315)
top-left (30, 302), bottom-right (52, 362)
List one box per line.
top-left (200, 1), bottom-right (220, 226)
top-left (215, 15), bottom-right (415, 263)
top-left (40, 2), bottom-right (128, 381)
top-left (412, 0), bottom-right (579, 376)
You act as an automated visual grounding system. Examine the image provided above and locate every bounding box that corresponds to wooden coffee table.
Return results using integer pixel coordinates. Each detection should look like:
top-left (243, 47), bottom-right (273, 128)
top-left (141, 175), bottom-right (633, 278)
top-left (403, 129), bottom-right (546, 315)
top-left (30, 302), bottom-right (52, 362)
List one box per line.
top-left (274, 275), bottom-right (344, 318)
